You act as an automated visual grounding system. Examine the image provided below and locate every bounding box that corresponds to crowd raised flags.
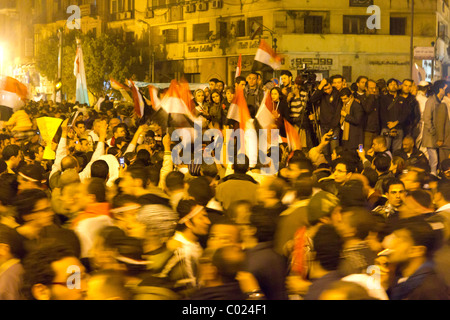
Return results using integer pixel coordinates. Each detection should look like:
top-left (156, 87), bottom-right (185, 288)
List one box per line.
top-left (252, 39), bottom-right (282, 73)
top-left (74, 38), bottom-right (90, 106)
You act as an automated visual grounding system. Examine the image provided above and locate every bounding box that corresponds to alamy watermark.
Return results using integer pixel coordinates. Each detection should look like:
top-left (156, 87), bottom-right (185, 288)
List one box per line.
top-left (367, 5), bottom-right (381, 30)
top-left (66, 5), bottom-right (81, 30)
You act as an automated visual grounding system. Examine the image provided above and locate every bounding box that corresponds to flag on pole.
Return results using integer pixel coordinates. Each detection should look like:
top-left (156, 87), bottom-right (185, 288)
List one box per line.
top-left (235, 54), bottom-right (242, 78)
top-left (148, 85), bottom-right (161, 112)
top-left (0, 76), bottom-right (28, 109)
top-left (160, 80), bottom-right (195, 120)
top-left (226, 87), bottom-right (257, 165)
top-left (284, 118), bottom-right (301, 151)
top-left (252, 39), bottom-right (282, 72)
top-left (110, 78), bottom-right (132, 103)
top-left (179, 78), bottom-right (196, 113)
top-left (110, 78), bottom-right (130, 91)
top-left (74, 39), bottom-right (90, 106)
top-left (127, 79), bottom-right (145, 118)
top-left (255, 90), bottom-right (275, 129)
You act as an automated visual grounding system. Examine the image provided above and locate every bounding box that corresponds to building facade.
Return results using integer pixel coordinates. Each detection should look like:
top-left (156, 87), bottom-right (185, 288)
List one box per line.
top-left (4, 0), bottom-right (450, 96)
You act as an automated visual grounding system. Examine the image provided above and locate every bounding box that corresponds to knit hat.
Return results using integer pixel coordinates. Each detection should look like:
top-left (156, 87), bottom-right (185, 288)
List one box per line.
top-left (307, 191), bottom-right (340, 225)
top-left (137, 204), bottom-right (178, 241)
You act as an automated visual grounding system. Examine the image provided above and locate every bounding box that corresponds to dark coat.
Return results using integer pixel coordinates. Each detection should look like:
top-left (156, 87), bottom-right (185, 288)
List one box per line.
top-left (310, 87), bottom-right (342, 130)
top-left (388, 260), bottom-right (450, 300)
top-left (244, 242), bottom-right (289, 300)
top-left (342, 99), bottom-right (364, 149)
top-left (356, 93), bottom-right (380, 133)
top-left (379, 93), bottom-right (408, 130)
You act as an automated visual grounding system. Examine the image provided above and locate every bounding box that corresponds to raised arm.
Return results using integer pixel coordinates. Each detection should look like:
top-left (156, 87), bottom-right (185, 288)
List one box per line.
top-left (79, 120), bottom-right (107, 182)
top-left (49, 118), bottom-right (69, 179)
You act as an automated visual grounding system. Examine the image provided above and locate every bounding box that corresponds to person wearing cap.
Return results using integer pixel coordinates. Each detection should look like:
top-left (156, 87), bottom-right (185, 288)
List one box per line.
top-left (423, 80), bottom-right (448, 176)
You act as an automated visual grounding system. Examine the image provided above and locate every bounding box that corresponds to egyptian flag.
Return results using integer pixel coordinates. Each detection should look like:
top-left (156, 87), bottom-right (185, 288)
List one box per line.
top-left (0, 76), bottom-right (28, 110)
top-left (110, 78), bottom-right (132, 103)
top-left (252, 39), bottom-right (282, 72)
top-left (179, 78), bottom-right (196, 113)
top-left (127, 79), bottom-right (145, 118)
top-left (74, 40), bottom-right (90, 105)
top-left (256, 90), bottom-right (275, 129)
top-left (148, 85), bottom-right (161, 112)
top-left (226, 87), bottom-right (257, 165)
top-left (160, 79), bottom-right (196, 129)
top-left (235, 54), bottom-right (242, 78)
top-left (284, 118), bottom-right (301, 151)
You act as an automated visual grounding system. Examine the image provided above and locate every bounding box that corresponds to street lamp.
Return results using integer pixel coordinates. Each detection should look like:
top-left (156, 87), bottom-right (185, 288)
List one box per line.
top-left (138, 19), bottom-right (154, 82)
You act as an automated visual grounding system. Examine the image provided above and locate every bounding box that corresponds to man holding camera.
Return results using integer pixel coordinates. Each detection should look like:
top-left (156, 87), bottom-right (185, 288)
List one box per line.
top-left (379, 79), bottom-right (408, 153)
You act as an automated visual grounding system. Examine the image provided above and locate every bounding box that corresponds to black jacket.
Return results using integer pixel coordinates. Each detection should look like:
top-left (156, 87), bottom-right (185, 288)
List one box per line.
top-left (342, 99), bottom-right (364, 149)
top-left (355, 92), bottom-right (380, 133)
top-left (310, 87), bottom-right (342, 130)
top-left (379, 93), bottom-right (408, 130)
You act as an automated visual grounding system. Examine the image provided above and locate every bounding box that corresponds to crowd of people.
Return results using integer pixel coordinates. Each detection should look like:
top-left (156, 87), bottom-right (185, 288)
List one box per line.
top-left (0, 70), bottom-right (450, 301)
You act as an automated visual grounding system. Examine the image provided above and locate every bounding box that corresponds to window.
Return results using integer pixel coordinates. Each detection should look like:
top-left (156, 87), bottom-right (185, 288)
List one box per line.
top-left (248, 16), bottom-right (263, 37)
top-left (111, 0), bottom-right (117, 13)
top-left (304, 16), bottom-right (323, 34)
top-left (439, 21), bottom-right (448, 39)
top-left (274, 12), bottom-right (287, 28)
top-left (343, 15), bottom-right (374, 34)
top-left (343, 66), bottom-right (352, 83)
top-left (390, 17), bottom-right (406, 35)
top-left (163, 29), bottom-right (178, 43)
top-left (152, 0), bottom-right (166, 8)
top-left (184, 73), bottom-right (200, 83)
top-left (349, 0), bottom-right (373, 6)
top-left (193, 23), bottom-right (210, 41)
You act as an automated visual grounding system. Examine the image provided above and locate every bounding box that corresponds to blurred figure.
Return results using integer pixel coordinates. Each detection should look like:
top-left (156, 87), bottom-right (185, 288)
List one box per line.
top-left (157, 199), bottom-right (210, 297)
top-left (21, 245), bottom-right (87, 300)
top-left (335, 207), bottom-right (378, 276)
top-left (86, 270), bottom-right (133, 300)
top-left (303, 224), bottom-right (344, 300)
top-left (243, 206), bottom-right (289, 300)
top-left (189, 246), bottom-right (248, 300)
top-left (383, 220), bottom-right (449, 300)
top-left (0, 224), bottom-right (24, 300)
top-left (319, 280), bottom-right (376, 300)
top-left (14, 189), bottom-right (81, 259)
